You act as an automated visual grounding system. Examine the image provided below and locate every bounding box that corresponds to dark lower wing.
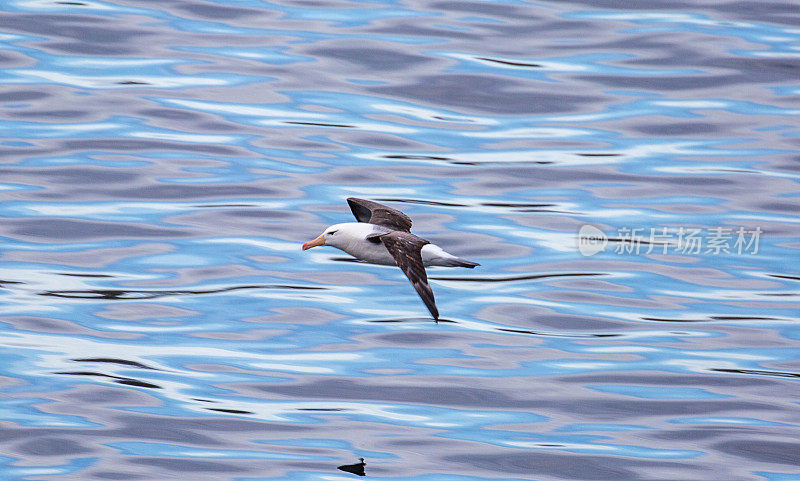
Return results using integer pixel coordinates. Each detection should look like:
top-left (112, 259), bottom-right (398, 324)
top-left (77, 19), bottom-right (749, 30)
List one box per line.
top-left (379, 232), bottom-right (438, 320)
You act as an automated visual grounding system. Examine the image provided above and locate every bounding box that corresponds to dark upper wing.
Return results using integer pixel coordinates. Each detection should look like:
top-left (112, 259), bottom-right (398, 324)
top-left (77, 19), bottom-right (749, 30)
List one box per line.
top-left (347, 198), bottom-right (413, 233)
top-left (379, 231), bottom-right (438, 320)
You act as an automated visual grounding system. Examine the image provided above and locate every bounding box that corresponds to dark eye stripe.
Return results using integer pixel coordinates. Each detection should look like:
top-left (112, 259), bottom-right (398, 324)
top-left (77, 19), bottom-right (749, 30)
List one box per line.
top-left (328, 230), bottom-right (338, 235)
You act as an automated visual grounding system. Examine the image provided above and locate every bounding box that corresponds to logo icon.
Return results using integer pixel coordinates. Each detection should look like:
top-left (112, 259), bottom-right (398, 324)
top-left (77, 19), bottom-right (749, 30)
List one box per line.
top-left (577, 224), bottom-right (607, 257)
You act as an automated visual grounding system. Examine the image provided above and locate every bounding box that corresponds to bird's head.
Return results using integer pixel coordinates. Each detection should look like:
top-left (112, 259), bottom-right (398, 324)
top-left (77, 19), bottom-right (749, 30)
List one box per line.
top-left (302, 224), bottom-right (345, 250)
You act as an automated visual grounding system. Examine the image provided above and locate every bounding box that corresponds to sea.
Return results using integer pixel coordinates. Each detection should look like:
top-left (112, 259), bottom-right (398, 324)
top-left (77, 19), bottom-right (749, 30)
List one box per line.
top-left (0, 0), bottom-right (798, 480)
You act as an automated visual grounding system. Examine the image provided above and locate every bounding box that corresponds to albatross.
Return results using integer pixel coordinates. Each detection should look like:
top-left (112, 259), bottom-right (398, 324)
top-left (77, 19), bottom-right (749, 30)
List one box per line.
top-left (302, 198), bottom-right (479, 320)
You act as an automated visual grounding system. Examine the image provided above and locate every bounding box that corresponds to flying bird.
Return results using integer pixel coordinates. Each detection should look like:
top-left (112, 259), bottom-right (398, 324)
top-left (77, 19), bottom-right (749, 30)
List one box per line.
top-left (302, 198), bottom-right (479, 320)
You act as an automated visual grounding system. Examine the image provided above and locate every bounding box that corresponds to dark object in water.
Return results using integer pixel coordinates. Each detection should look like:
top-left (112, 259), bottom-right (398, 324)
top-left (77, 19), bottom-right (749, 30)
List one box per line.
top-left (337, 458), bottom-right (366, 476)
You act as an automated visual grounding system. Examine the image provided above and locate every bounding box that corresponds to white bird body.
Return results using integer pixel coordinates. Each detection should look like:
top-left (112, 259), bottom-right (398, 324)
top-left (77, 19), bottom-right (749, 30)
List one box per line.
top-left (302, 198), bottom-right (479, 319)
top-left (321, 222), bottom-right (470, 267)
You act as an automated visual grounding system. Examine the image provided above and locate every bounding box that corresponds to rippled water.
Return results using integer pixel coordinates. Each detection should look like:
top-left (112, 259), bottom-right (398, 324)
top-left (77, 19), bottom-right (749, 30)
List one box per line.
top-left (1, 1), bottom-right (799, 480)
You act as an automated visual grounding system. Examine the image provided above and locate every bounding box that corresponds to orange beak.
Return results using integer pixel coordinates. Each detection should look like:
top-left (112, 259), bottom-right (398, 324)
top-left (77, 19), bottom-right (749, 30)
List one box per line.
top-left (302, 233), bottom-right (325, 251)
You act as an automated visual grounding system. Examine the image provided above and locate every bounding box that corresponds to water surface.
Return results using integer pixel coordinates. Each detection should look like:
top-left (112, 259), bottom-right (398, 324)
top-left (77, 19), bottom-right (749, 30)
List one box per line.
top-left (0, 0), bottom-right (799, 480)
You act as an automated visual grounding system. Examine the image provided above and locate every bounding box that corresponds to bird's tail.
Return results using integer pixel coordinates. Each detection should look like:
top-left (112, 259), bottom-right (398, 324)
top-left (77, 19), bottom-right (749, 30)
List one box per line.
top-left (422, 244), bottom-right (480, 268)
top-left (448, 257), bottom-right (480, 268)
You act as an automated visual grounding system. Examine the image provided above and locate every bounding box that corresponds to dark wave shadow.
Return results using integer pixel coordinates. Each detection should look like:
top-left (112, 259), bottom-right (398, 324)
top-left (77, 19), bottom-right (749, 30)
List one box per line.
top-left (382, 154), bottom-right (453, 162)
top-left (380, 153), bottom-right (556, 166)
top-left (58, 357), bottom-right (163, 389)
top-left (366, 316), bottom-right (623, 338)
top-left (769, 274), bottom-right (800, 282)
top-left (188, 397), bottom-right (255, 416)
top-left (39, 284), bottom-right (326, 300)
top-left (642, 316), bottom-right (780, 323)
top-left (365, 316), bottom-right (617, 338)
top-left (72, 357), bottom-right (159, 370)
top-left (712, 368), bottom-right (800, 379)
top-left (54, 371), bottom-right (161, 389)
top-left (366, 317), bottom-right (456, 324)
top-left (57, 272), bottom-right (115, 278)
top-left (481, 201), bottom-right (575, 214)
top-left (206, 408), bottom-right (255, 415)
top-left (477, 56), bottom-right (542, 68)
top-left (497, 327), bottom-right (620, 338)
top-left (116, 80), bottom-right (150, 85)
top-left (481, 201), bottom-right (555, 208)
top-left (283, 121), bottom-right (354, 128)
top-left (430, 272), bottom-right (605, 282)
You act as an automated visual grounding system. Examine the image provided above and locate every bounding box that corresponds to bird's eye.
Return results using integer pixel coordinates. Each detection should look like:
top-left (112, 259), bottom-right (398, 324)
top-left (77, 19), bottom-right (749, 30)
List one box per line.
top-left (328, 230), bottom-right (338, 236)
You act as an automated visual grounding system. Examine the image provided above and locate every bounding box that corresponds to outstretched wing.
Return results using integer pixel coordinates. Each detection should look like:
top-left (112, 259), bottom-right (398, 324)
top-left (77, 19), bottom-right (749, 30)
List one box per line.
top-left (379, 231), bottom-right (438, 320)
top-left (347, 198), bottom-right (413, 233)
